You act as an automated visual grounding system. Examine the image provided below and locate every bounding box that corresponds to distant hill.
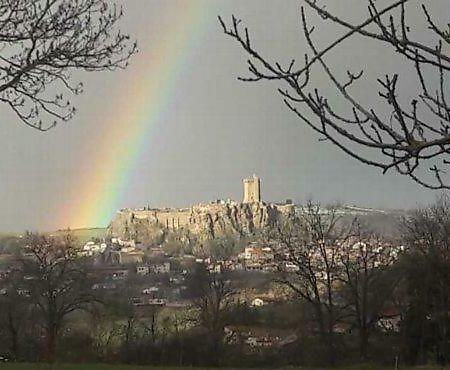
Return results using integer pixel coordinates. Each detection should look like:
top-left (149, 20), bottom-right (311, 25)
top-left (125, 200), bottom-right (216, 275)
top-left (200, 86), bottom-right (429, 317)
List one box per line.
top-left (295, 204), bottom-right (408, 239)
top-left (339, 205), bottom-right (408, 238)
top-left (53, 227), bottom-right (106, 244)
top-left (0, 228), bottom-right (106, 255)
top-left (0, 233), bottom-right (23, 255)
top-left (350, 211), bottom-right (406, 238)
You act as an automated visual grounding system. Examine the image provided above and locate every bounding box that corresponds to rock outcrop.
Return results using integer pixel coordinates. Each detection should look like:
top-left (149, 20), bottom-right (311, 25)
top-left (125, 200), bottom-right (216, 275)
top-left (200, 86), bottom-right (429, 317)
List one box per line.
top-left (107, 201), bottom-right (295, 243)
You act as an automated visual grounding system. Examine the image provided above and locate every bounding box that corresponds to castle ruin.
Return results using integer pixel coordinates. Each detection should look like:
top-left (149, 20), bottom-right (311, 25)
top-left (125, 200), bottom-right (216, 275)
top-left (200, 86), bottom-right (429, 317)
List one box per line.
top-left (108, 175), bottom-right (295, 241)
top-left (243, 174), bottom-right (261, 203)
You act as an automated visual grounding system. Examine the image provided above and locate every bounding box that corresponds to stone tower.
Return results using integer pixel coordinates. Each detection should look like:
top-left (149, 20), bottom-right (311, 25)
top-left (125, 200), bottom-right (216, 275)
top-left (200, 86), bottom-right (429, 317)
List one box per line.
top-left (243, 174), bottom-right (261, 203)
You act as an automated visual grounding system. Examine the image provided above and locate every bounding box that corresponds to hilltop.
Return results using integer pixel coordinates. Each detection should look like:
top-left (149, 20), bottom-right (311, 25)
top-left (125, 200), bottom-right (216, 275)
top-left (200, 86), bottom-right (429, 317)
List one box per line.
top-left (107, 200), bottom-right (295, 243)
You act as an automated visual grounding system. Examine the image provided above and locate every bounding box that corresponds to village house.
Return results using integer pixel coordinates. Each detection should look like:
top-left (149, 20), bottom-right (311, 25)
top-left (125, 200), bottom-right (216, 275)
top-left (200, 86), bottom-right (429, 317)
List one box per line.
top-left (132, 297), bottom-right (166, 307)
top-left (111, 269), bottom-right (129, 280)
top-left (241, 245), bottom-right (274, 262)
top-left (147, 298), bottom-right (166, 306)
top-left (136, 264), bottom-right (150, 275)
top-left (239, 244), bottom-right (276, 272)
top-left (111, 238), bottom-right (136, 248)
top-left (142, 286), bottom-right (159, 295)
top-left (283, 262), bottom-right (300, 272)
top-left (248, 292), bottom-right (281, 307)
top-left (136, 261), bottom-right (170, 275)
top-left (90, 266), bottom-right (130, 281)
top-left (377, 306), bottom-right (401, 332)
top-left (250, 298), bottom-right (265, 307)
top-left (80, 241), bottom-right (107, 256)
top-left (91, 282), bottom-right (117, 290)
top-left (224, 325), bottom-right (298, 350)
top-left (153, 262), bottom-right (170, 274)
top-left (0, 268), bottom-right (10, 280)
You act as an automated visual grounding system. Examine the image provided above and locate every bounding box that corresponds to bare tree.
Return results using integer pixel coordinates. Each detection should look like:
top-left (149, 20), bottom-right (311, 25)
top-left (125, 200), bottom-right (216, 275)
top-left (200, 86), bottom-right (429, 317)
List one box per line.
top-left (21, 233), bottom-right (97, 362)
top-left (274, 201), bottom-right (355, 365)
top-left (188, 264), bottom-right (234, 366)
top-left (0, 268), bottom-right (33, 360)
top-left (220, 1), bottom-right (450, 189)
top-left (401, 195), bottom-right (450, 365)
top-left (0, 0), bottom-right (136, 131)
top-left (339, 223), bottom-right (400, 360)
top-left (90, 316), bottom-right (122, 361)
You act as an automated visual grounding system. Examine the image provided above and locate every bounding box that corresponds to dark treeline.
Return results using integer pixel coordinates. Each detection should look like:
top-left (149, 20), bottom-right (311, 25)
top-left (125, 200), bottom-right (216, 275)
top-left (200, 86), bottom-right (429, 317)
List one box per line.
top-left (1, 197), bottom-right (450, 367)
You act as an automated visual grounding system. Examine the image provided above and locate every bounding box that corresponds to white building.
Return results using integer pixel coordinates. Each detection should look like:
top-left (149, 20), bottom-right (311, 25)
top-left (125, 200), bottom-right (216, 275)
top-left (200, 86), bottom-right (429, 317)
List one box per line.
top-left (81, 241), bottom-right (107, 256)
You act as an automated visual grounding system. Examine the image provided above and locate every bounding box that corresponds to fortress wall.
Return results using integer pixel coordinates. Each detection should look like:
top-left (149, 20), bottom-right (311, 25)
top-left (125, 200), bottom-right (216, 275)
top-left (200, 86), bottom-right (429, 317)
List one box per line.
top-left (153, 209), bottom-right (191, 229)
top-left (276, 204), bottom-right (296, 216)
top-left (133, 211), bottom-right (151, 220)
top-left (113, 209), bottom-right (192, 230)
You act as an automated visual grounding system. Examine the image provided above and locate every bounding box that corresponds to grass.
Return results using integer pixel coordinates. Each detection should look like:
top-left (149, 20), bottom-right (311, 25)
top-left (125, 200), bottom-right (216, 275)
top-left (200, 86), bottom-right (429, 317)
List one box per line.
top-left (1, 364), bottom-right (450, 370)
top-left (0, 365), bottom-right (242, 370)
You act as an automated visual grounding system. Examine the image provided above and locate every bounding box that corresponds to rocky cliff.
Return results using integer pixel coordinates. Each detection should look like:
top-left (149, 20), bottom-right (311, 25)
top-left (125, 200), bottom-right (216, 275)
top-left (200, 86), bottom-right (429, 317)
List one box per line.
top-left (107, 201), bottom-right (295, 243)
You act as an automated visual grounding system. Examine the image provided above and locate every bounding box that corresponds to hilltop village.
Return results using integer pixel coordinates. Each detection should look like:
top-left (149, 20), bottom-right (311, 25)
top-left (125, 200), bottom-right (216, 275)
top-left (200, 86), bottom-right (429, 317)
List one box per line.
top-left (66, 176), bottom-right (404, 350)
top-left (108, 174), bottom-right (295, 243)
top-left (0, 175), bottom-right (406, 364)
top-left (82, 176), bottom-right (301, 308)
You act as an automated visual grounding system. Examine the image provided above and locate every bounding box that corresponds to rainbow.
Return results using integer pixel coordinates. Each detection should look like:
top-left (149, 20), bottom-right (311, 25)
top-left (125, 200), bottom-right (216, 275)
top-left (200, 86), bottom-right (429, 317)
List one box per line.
top-left (59, 1), bottom-right (211, 229)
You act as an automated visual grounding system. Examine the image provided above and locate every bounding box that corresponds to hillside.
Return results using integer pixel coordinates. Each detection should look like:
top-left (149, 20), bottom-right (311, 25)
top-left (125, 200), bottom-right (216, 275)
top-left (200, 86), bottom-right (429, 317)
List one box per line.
top-left (0, 228), bottom-right (106, 255)
top-left (336, 205), bottom-right (407, 238)
top-left (107, 201), bottom-right (295, 243)
top-left (53, 227), bottom-right (106, 244)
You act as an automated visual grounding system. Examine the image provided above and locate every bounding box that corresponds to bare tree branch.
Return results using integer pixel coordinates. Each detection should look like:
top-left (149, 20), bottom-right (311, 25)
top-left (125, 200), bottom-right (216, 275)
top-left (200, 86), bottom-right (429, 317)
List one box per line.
top-left (220, 0), bottom-right (450, 189)
top-left (0, 0), bottom-right (136, 131)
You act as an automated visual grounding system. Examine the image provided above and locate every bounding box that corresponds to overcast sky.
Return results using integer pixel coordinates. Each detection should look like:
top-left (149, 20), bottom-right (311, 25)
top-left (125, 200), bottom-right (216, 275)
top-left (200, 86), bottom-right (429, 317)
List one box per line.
top-left (0, 0), bottom-right (445, 232)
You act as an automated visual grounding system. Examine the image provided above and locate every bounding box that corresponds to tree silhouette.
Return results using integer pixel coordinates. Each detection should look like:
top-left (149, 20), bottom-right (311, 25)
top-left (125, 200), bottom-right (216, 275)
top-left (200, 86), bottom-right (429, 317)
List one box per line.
top-left (0, 0), bottom-right (136, 131)
top-left (273, 201), bottom-right (355, 365)
top-left (21, 233), bottom-right (96, 362)
top-left (338, 222), bottom-right (400, 360)
top-left (220, 0), bottom-right (450, 189)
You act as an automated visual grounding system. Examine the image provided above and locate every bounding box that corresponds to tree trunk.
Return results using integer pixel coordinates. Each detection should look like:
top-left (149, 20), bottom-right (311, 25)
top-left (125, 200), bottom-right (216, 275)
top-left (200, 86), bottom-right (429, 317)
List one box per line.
top-left (123, 317), bottom-right (134, 363)
top-left (7, 311), bottom-right (19, 360)
top-left (325, 303), bottom-right (336, 366)
top-left (45, 324), bottom-right (58, 363)
top-left (326, 326), bottom-right (336, 366)
top-left (313, 303), bottom-right (335, 365)
top-left (359, 326), bottom-right (369, 360)
top-left (209, 331), bottom-right (222, 367)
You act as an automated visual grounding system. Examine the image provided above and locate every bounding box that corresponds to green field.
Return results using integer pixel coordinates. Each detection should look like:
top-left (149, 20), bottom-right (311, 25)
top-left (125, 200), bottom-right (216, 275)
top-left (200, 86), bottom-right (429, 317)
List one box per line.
top-left (0, 364), bottom-right (448, 370)
top-left (0, 365), bottom-right (247, 370)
